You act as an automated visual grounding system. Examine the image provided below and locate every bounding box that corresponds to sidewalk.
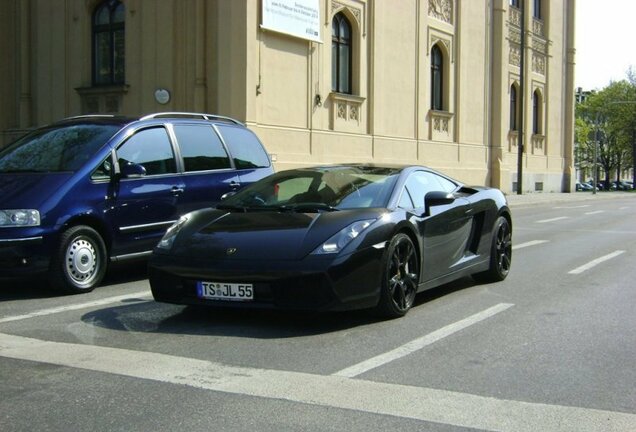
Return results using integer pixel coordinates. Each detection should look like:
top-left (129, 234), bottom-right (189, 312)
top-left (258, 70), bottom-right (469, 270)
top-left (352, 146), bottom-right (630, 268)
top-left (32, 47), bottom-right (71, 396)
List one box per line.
top-left (504, 191), bottom-right (635, 208)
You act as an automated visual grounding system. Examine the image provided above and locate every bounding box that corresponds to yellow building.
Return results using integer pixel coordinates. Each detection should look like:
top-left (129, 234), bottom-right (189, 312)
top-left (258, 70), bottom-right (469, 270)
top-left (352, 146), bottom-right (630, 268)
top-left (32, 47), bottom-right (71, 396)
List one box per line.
top-left (0, 0), bottom-right (576, 193)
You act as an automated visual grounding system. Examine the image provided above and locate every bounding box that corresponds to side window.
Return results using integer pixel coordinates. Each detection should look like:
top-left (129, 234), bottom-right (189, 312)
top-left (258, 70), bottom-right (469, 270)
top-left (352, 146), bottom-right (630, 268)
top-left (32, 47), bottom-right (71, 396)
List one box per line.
top-left (403, 171), bottom-right (443, 208)
top-left (91, 156), bottom-right (113, 181)
top-left (116, 127), bottom-right (176, 176)
top-left (432, 173), bottom-right (458, 193)
top-left (398, 188), bottom-right (415, 209)
top-left (173, 125), bottom-right (231, 172)
top-left (216, 125), bottom-right (270, 169)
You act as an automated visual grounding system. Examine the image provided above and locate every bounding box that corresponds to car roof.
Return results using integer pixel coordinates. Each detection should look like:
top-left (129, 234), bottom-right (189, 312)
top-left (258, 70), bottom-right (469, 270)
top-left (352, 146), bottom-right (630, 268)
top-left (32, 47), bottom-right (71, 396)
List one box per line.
top-left (54, 112), bottom-right (245, 128)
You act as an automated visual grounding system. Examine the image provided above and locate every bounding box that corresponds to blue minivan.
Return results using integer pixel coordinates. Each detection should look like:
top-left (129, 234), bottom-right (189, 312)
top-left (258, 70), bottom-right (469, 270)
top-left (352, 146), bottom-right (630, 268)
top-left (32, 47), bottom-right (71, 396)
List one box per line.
top-left (0, 112), bottom-right (274, 293)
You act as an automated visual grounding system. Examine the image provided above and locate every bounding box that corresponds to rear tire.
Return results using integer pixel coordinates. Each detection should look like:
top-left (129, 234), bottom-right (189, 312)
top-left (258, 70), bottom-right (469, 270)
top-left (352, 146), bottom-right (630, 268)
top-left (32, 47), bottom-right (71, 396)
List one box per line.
top-left (374, 233), bottom-right (419, 318)
top-left (50, 225), bottom-right (107, 294)
top-left (473, 216), bottom-right (511, 283)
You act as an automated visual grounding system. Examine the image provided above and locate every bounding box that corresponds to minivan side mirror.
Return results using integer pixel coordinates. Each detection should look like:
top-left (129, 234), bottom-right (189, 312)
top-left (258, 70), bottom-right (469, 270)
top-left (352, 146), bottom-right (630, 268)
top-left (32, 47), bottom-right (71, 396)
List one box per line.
top-left (120, 162), bottom-right (147, 179)
top-left (424, 191), bottom-right (455, 215)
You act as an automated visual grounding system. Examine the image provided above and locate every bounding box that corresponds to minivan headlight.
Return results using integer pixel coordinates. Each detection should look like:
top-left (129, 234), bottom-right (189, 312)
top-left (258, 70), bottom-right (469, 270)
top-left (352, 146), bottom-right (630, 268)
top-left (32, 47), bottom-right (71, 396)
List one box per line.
top-left (157, 215), bottom-right (189, 250)
top-left (0, 210), bottom-right (40, 227)
top-left (312, 219), bottom-right (375, 255)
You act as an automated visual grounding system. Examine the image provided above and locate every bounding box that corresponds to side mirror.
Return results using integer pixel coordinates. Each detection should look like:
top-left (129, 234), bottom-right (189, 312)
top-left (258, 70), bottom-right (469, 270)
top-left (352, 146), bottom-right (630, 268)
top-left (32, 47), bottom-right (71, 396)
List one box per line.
top-left (120, 162), bottom-right (146, 179)
top-left (424, 191), bottom-right (455, 215)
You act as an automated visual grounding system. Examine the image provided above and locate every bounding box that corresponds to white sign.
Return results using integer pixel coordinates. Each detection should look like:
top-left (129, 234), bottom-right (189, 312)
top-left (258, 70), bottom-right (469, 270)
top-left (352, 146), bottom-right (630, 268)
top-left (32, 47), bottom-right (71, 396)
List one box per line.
top-left (262, 0), bottom-right (321, 43)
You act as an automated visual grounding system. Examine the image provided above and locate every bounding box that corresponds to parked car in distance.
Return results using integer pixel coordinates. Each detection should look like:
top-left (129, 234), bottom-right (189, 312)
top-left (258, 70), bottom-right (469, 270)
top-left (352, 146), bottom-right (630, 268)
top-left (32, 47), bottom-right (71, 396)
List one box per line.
top-left (576, 182), bottom-right (595, 192)
top-left (0, 112), bottom-right (274, 293)
top-left (610, 180), bottom-right (633, 191)
top-left (149, 164), bottom-right (512, 318)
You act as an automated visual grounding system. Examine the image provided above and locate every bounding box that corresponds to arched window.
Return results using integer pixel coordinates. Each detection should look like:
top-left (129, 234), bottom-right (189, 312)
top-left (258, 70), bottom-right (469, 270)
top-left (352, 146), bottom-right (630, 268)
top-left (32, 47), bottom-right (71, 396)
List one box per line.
top-left (532, 90), bottom-right (542, 134)
top-left (430, 44), bottom-right (444, 111)
top-left (93, 0), bottom-right (125, 86)
top-left (332, 12), bottom-right (352, 94)
top-left (510, 84), bottom-right (518, 131)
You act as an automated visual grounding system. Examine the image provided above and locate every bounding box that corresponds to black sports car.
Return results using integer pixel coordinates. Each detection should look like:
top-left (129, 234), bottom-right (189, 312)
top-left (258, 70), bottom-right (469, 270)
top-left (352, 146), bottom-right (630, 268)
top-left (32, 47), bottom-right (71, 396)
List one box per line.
top-left (149, 164), bottom-right (512, 318)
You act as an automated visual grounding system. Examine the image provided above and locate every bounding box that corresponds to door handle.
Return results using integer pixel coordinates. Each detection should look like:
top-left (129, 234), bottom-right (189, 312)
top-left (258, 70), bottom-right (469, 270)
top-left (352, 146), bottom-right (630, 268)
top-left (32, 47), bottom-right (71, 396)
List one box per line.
top-left (229, 181), bottom-right (241, 190)
top-left (171, 186), bottom-right (184, 196)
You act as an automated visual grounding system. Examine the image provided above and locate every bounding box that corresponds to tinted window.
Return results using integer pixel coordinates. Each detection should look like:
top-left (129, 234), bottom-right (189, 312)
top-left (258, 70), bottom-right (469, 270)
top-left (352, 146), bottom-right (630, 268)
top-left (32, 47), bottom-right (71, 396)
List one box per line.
top-left (117, 127), bottom-right (176, 176)
top-left (173, 125), bottom-right (231, 172)
top-left (403, 171), bottom-right (444, 208)
top-left (432, 173), bottom-right (458, 192)
top-left (217, 125), bottom-right (270, 169)
top-left (0, 124), bottom-right (119, 173)
top-left (224, 167), bottom-right (400, 210)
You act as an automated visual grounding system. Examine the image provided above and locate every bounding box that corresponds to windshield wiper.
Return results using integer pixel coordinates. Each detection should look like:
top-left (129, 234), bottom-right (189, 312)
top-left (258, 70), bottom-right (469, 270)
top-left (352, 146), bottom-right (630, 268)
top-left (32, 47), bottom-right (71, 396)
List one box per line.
top-left (278, 203), bottom-right (340, 213)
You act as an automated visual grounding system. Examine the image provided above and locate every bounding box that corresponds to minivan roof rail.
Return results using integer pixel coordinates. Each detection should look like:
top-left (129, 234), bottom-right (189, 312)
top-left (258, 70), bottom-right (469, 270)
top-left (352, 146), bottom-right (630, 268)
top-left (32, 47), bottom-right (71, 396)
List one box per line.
top-left (63, 114), bottom-right (118, 120)
top-left (140, 112), bottom-right (244, 125)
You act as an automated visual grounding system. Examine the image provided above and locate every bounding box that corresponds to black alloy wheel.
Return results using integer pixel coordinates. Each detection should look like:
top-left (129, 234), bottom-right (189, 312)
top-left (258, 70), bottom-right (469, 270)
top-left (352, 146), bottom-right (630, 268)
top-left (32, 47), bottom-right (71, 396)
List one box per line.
top-left (473, 216), bottom-right (512, 283)
top-left (376, 233), bottom-right (419, 318)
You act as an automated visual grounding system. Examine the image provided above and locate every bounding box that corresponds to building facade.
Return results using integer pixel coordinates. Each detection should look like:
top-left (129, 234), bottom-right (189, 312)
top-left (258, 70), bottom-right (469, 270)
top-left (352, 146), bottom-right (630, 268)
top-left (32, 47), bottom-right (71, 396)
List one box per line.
top-left (0, 0), bottom-right (576, 193)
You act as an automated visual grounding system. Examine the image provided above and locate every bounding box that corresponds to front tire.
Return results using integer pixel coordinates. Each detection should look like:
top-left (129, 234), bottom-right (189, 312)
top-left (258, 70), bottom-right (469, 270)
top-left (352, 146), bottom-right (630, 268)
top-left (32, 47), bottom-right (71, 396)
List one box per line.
top-left (375, 233), bottom-right (419, 318)
top-left (473, 216), bottom-right (511, 283)
top-left (50, 225), bottom-right (108, 294)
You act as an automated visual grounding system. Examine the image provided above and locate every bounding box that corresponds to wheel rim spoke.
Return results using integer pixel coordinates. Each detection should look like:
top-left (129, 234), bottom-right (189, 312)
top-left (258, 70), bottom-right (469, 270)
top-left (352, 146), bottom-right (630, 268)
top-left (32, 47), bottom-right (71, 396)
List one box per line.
top-left (388, 238), bottom-right (419, 312)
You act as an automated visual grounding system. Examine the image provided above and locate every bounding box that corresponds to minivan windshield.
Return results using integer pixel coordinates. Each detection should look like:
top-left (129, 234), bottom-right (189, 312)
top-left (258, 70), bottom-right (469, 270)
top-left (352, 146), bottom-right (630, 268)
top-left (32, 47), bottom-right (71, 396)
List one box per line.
top-left (0, 124), bottom-right (121, 173)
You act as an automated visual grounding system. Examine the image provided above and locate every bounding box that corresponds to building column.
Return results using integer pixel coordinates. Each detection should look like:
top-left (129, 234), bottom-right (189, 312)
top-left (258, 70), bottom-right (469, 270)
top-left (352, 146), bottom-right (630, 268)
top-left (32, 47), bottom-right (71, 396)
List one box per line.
top-left (488, 0), bottom-right (508, 190)
top-left (562, 0), bottom-right (577, 192)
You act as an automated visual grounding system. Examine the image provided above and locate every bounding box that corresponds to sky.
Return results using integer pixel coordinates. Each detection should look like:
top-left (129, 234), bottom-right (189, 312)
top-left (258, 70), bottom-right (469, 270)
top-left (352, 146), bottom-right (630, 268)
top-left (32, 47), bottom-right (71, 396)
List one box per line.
top-left (575, 0), bottom-right (636, 90)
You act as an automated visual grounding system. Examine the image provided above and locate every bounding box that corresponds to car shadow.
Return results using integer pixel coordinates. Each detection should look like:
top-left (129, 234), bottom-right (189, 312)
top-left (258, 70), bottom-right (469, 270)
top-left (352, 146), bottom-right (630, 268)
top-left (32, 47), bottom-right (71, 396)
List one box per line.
top-left (80, 277), bottom-right (477, 338)
top-left (0, 262), bottom-right (149, 301)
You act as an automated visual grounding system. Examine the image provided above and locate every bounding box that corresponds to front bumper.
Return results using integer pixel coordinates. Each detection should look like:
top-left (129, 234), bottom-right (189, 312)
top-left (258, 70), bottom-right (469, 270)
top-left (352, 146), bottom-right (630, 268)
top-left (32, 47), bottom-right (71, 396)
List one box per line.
top-left (148, 246), bottom-right (385, 312)
top-left (0, 233), bottom-right (51, 277)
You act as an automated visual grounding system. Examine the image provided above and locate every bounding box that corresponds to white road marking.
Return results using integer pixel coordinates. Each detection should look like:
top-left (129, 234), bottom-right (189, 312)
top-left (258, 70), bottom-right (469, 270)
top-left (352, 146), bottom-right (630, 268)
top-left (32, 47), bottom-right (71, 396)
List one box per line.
top-left (0, 332), bottom-right (633, 432)
top-left (553, 205), bottom-right (591, 209)
top-left (584, 210), bottom-right (605, 215)
top-left (568, 251), bottom-right (626, 275)
top-left (512, 240), bottom-right (549, 251)
top-left (0, 291), bottom-right (152, 324)
top-left (333, 303), bottom-right (514, 378)
top-left (619, 206), bottom-right (630, 210)
top-left (535, 216), bottom-right (569, 224)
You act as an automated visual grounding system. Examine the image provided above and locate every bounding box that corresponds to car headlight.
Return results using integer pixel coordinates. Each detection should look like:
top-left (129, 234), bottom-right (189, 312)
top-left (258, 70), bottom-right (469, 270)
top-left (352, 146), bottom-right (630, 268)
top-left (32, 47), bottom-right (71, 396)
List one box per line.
top-left (157, 215), bottom-right (189, 250)
top-left (0, 210), bottom-right (40, 227)
top-left (312, 219), bottom-right (375, 255)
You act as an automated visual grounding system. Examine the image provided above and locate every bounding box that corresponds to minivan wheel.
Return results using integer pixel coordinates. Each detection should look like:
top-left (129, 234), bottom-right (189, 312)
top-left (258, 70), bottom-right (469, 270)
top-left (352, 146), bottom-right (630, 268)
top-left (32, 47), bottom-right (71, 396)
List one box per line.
top-left (50, 225), bottom-right (107, 294)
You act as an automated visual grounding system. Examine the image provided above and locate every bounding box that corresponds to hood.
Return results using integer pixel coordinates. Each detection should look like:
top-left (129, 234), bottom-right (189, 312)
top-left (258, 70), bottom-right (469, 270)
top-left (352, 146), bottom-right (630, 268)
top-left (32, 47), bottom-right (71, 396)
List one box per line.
top-left (0, 172), bottom-right (74, 209)
top-left (172, 210), bottom-right (376, 261)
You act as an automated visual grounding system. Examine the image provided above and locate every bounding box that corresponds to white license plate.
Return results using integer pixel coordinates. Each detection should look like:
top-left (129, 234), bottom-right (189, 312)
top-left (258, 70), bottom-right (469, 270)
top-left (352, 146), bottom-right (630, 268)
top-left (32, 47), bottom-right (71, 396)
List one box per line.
top-left (197, 281), bottom-right (254, 301)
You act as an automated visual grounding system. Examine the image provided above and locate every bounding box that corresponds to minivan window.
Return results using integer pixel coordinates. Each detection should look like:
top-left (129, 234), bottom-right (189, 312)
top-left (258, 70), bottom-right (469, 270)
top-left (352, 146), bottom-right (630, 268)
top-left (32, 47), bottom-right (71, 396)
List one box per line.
top-left (117, 127), bottom-right (176, 176)
top-left (217, 125), bottom-right (270, 169)
top-left (172, 124), bottom-right (231, 172)
top-left (0, 124), bottom-right (119, 173)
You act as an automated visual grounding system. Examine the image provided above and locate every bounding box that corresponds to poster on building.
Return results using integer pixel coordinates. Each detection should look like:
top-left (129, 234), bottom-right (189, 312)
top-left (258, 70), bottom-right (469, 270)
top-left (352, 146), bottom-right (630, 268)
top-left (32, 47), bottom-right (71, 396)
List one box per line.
top-left (261, 0), bottom-right (322, 43)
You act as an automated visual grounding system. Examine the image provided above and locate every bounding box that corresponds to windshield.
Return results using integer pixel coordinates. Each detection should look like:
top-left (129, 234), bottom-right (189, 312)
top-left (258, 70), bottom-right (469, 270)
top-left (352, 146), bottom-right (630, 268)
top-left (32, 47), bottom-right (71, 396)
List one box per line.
top-left (221, 166), bottom-right (401, 211)
top-left (0, 124), bottom-right (121, 173)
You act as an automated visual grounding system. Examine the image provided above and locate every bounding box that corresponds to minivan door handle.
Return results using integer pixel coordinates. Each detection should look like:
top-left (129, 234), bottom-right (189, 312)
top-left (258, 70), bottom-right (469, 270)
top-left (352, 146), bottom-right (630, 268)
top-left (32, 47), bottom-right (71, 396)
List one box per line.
top-left (229, 181), bottom-right (241, 190)
top-left (171, 186), bottom-right (184, 196)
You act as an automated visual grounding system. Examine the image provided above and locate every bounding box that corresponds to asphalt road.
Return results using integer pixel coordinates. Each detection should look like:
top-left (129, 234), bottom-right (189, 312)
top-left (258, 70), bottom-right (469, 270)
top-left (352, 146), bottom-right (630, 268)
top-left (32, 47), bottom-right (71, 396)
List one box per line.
top-left (1, 194), bottom-right (635, 432)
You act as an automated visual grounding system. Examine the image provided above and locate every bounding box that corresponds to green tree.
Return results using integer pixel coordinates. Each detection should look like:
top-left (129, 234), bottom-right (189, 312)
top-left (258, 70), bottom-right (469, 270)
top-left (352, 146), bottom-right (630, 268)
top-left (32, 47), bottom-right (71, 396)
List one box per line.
top-left (576, 79), bottom-right (636, 189)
